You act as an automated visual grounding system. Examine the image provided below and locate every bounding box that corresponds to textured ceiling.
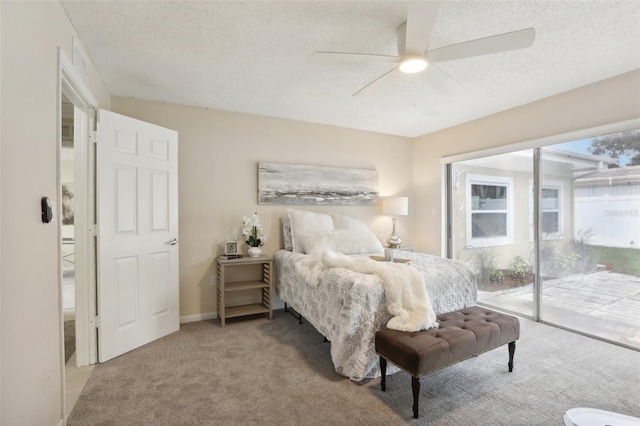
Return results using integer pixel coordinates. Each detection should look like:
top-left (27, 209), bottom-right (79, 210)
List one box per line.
top-left (61, 1), bottom-right (640, 138)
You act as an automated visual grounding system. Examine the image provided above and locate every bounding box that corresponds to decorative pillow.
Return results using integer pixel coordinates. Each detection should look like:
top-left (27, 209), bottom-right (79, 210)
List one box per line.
top-left (287, 209), bottom-right (334, 253)
top-left (330, 213), bottom-right (369, 232)
top-left (281, 217), bottom-right (293, 251)
top-left (303, 228), bottom-right (384, 255)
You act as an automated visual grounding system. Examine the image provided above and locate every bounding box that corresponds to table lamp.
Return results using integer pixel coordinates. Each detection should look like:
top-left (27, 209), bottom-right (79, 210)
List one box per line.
top-left (382, 196), bottom-right (408, 248)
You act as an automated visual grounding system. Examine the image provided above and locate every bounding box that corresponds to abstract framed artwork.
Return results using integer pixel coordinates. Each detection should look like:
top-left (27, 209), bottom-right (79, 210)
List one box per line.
top-left (258, 162), bottom-right (379, 205)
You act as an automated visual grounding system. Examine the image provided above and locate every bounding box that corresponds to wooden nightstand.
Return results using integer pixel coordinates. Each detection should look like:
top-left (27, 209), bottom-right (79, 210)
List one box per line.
top-left (216, 256), bottom-right (273, 327)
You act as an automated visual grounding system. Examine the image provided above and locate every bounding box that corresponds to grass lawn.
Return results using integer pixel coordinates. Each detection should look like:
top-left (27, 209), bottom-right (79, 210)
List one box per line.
top-left (591, 246), bottom-right (640, 276)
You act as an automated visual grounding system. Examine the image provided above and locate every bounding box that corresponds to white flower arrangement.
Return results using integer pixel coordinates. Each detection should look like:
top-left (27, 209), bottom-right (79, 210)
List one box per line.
top-left (241, 212), bottom-right (266, 247)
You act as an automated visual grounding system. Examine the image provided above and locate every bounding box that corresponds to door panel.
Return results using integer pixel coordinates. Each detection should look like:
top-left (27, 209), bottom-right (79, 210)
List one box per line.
top-left (150, 252), bottom-right (171, 316)
top-left (114, 256), bottom-right (139, 328)
top-left (450, 151), bottom-right (534, 317)
top-left (115, 166), bottom-right (138, 233)
top-left (151, 171), bottom-right (169, 231)
top-left (97, 109), bottom-right (179, 362)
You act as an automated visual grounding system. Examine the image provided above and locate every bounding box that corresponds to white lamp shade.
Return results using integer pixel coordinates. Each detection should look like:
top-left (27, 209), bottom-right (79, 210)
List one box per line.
top-left (382, 197), bottom-right (408, 216)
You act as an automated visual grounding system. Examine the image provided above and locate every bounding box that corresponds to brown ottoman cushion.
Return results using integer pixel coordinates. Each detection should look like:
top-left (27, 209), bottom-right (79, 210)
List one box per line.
top-left (376, 306), bottom-right (520, 377)
top-left (375, 306), bottom-right (520, 418)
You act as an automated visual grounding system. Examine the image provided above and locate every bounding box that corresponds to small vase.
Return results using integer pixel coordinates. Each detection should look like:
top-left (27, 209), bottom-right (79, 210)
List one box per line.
top-left (248, 247), bottom-right (262, 258)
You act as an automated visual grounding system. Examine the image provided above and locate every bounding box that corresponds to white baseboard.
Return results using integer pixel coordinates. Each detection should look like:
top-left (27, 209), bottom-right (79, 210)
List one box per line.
top-left (180, 312), bottom-right (217, 324)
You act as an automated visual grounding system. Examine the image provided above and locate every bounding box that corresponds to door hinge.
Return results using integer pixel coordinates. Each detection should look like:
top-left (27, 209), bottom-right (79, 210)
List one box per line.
top-left (89, 224), bottom-right (98, 237)
top-left (91, 316), bottom-right (101, 328)
top-left (89, 129), bottom-right (97, 144)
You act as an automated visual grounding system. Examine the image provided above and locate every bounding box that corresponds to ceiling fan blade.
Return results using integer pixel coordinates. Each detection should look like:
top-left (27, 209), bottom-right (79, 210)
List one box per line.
top-left (313, 52), bottom-right (400, 63)
top-left (426, 28), bottom-right (535, 63)
top-left (404, 1), bottom-right (441, 54)
top-left (424, 64), bottom-right (462, 95)
top-left (353, 67), bottom-right (399, 96)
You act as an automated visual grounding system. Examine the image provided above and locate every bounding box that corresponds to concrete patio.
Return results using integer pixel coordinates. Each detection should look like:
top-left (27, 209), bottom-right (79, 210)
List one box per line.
top-left (479, 271), bottom-right (640, 348)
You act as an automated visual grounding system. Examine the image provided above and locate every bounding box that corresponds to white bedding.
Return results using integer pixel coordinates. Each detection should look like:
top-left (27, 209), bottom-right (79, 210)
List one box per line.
top-left (296, 250), bottom-right (438, 332)
top-left (274, 249), bottom-right (477, 381)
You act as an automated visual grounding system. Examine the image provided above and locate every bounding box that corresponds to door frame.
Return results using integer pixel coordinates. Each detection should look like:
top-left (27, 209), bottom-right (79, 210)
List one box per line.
top-left (58, 48), bottom-right (98, 417)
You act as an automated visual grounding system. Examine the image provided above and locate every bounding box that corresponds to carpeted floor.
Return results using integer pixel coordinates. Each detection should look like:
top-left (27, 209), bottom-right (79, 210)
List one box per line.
top-left (64, 320), bottom-right (75, 364)
top-left (68, 310), bottom-right (640, 425)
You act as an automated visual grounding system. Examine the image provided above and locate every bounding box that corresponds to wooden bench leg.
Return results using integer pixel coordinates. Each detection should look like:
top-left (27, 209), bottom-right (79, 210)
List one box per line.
top-left (508, 341), bottom-right (516, 372)
top-left (412, 376), bottom-right (420, 419)
top-left (380, 356), bottom-right (387, 391)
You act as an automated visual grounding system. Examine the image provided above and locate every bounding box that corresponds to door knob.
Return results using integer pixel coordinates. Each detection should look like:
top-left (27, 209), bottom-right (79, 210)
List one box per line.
top-left (169, 238), bottom-right (178, 246)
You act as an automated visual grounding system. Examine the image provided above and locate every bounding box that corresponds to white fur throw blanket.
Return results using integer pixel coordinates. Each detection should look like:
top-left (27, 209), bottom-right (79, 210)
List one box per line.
top-left (297, 250), bottom-right (437, 332)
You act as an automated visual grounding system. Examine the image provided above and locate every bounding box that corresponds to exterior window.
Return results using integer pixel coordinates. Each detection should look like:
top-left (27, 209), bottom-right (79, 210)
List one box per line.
top-left (529, 180), bottom-right (564, 240)
top-left (466, 174), bottom-right (513, 246)
top-left (541, 187), bottom-right (560, 233)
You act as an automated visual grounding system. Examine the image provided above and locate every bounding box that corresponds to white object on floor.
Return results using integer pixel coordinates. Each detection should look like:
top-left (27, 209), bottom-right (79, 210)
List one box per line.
top-left (564, 407), bottom-right (640, 426)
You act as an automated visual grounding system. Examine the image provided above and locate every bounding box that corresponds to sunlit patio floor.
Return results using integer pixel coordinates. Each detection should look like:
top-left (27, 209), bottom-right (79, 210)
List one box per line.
top-left (479, 271), bottom-right (640, 348)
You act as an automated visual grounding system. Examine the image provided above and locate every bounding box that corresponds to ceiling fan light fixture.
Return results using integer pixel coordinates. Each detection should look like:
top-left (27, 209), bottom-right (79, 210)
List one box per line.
top-left (399, 55), bottom-right (427, 73)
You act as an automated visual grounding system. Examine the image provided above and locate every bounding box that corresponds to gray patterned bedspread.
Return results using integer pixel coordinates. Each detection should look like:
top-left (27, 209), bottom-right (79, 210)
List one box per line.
top-left (274, 250), bottom-right (477, 381)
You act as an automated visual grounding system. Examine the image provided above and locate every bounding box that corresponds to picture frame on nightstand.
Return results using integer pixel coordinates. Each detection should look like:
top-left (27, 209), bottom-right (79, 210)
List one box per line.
top-left (224, 241), bottom-right (238, 255)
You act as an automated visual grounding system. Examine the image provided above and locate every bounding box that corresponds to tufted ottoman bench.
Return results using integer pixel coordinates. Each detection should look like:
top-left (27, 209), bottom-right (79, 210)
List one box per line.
top-left (375, 306), bottom-right (520, 419)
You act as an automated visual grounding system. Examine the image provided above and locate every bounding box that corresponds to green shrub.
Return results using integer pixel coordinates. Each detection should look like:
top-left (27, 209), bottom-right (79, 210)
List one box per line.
top-left (554, 251), bottom-right (582, 271)
top-left (538, 228), bottom-right (597, 277)
top-left (508, 256), bottom-right (529, 281)
top-left (470, 248), bottom-right (500, 285)
top-left (490, 269), bottom-right (504, 283)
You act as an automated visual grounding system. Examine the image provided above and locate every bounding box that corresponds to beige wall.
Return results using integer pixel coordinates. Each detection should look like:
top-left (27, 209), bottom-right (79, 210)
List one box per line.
top-left (0, 1), bottom-right (110, 424)
top-left (413, 70), bottom-right (640, 256)
top-left (111, 97), bottom-right (413, 319)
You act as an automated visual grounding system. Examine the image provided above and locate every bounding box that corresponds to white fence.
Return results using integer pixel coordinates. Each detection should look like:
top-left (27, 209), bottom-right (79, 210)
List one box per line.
top-left (574, 187), bottom-right (640, 249)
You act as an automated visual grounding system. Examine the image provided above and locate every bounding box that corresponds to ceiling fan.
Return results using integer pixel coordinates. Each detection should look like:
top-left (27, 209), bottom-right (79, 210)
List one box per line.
top-left (313, 2), bottom-right (535, 96)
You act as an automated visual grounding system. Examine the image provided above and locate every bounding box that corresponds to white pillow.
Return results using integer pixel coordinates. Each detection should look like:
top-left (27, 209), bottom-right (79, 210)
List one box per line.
top-left (330, 213), bottom-right (369, 231)
top-left (281, 217), bottom-right (294, 251)
top-left (287, 209), bottom-right (334, 253)
top-left (303, 229), bottom-right (384, 255)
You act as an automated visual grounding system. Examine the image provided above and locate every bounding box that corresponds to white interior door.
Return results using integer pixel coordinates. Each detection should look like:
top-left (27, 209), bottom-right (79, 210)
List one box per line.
top-left (97, 109), bottom-right (179, 362)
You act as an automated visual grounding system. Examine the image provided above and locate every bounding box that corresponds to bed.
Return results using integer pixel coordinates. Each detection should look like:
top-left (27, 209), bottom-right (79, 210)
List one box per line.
top-left (274, 210), bottom-right (478, 381)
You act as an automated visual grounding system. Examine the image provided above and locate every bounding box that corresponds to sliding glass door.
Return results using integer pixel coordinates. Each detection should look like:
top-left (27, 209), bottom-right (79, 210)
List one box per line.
top-left (538, 137), bottom-right (640, 348)
top-left (448, 128), bottom-right (640, 350)
top-left (450, 150), bottom-right (535, 317)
